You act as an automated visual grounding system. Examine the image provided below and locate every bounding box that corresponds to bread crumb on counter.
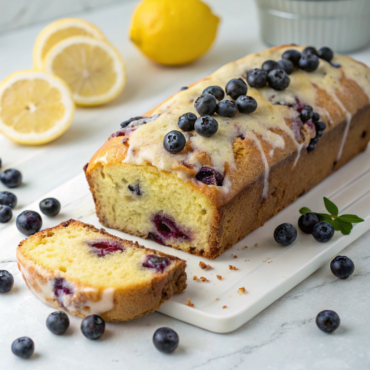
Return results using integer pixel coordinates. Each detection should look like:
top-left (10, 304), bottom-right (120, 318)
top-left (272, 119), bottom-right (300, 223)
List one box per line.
top-left (199, 261), bottom-right (211, 270)
top-left (222, 306), bottom-right (227, 309)
top-left (238, 287), bottom-right (246, 294)
top-left (216, 275), bottom-right (223, 280)
top-left (254, 243), bottom-right (258, 247)
top-left (186, 299), bottom-right (194, 307)
top-left (229, 265), bottom-right (238, 270)
top-left (200, 276), bottom-right (209, 282)
top-left (233, 255), bottom-right (237, 258)
top-left (193, 276), bottom-right (199, 281)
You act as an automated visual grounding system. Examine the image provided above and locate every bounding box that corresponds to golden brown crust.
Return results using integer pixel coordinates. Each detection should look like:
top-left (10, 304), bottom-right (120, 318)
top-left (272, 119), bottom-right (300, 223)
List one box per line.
top-left (17, 219), bottom-right (187, 321)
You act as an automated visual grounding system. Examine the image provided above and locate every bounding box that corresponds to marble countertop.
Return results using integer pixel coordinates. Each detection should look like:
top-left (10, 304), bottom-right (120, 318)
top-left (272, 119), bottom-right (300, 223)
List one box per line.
top-left (0, 0), bottom-right (369, 369)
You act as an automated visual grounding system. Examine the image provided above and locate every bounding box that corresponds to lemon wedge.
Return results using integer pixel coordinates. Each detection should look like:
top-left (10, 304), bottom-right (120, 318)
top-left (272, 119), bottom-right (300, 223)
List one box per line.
top-left (0, 70), bottom-right (75, 145)
top-left (33, 18), bottom-right (106, 70)
top-left (43, 36), bottom-right (126, 106)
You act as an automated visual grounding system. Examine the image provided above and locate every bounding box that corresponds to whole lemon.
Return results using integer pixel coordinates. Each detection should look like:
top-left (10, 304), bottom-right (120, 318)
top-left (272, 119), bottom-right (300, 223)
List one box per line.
top-left (129, 0), bottom-right (219, 66)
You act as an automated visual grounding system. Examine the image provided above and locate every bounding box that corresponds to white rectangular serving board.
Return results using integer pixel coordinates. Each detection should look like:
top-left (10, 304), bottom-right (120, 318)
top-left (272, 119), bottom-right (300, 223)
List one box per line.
top-left (0, 146), bottom-right (369, 334)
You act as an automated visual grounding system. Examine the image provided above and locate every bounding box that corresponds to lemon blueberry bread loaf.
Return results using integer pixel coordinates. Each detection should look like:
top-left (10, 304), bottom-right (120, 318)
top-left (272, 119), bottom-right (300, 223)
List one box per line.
top-left (17, 219), bottom-right (187, 321)
top-left (85, 45), bottom-right (370, 259)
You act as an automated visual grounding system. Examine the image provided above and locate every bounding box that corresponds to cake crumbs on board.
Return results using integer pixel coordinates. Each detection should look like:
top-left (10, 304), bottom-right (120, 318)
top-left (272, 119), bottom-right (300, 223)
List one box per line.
top-left (229, 265), bottom-right (238, 270)
top-left (222, 306), bottom-right (227, 309)
top-left (216, 275), bottom-right (223, 280)
top-left (238, 287), bottom-right (246, 294)
top-left (186, 299), bottom-right (194, 307)
top-left (199, 261), bottom-right (211, 270)
top-left (200, 277), bottom-right (209, 282)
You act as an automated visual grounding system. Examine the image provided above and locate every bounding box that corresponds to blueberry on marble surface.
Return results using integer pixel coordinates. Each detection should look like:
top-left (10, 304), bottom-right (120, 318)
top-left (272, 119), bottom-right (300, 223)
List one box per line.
top-left (225, 78), bottom-right (248, 100)
top-left (277, 59), bottom-right (294, 75)
top-left (153, 327), bottom-right (179, 354)
top-left (39, 198), bottom-right (61, 217)
top-left (274, 223), bottom-right (297, 246)
top-left (235, 95), bottom-right (257, 114)
top-left (298, 212), bottom-right (320, 234)
top-left (312, 221), bottom-right (334, 242)
top-left (194, 94), bottom-right (217, 116)
top-left (330, 256), bottom-right (355, 279)
top-left (0, 205), bottom-right (12, 223)
top-left (16, 210), bottom-right (42, 236)
top-left (0, 191), bottom-right (17, 208)
top-left (46, 311), bottom-right (70, 335)
top-left (163, 130), bottom-right (186, 153)
top-left (81, 315), bottom-right (105, 340)
top-left (202, 85), bottom-right (225, 101)
top-left (316, 310), bottom-right (340, 333)
top-left (302, 46), bottom-right (318, 56)
top-left (0, 169), bottom-right (22, 188)
top-left (299, 54), bottom-right (320, 72)
top-left (216, 100), bottom-right (237, 117)
top-left (0, 270), bottom-right (14, 293)
top-left (282, 49), bottom-right (301, 67)
top-left (194, 116), bottom-right (218, 137)
top-left (178, 113), bottom-right (197, 131)
top-left (246, 68), bottom-right (267, 88)
top-left (318, 47), bottom-right (334, 62)
top-left (11, 337), bottom-right (34, 359)
top-left (262, 60), bottom-right (280, 73)
top-left (267, 69), bottom-right (290, 91)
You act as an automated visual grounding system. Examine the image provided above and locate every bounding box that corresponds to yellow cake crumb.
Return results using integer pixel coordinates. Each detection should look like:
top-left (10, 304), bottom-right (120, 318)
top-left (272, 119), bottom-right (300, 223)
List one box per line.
top-left (238, 287), bottom-right (246, 294)
top-left (200, 277), bottom-right (209, 282)
top-left (216, 275), bottom-right (222, 280)
top-left (222, 305), bottom-right (227, 309)
top-left (186, 299), bottom-right (194, 307)
top-left (199, 261), bottom-right (211, 270)
top-left (229, 265), bottom-right (238, 270)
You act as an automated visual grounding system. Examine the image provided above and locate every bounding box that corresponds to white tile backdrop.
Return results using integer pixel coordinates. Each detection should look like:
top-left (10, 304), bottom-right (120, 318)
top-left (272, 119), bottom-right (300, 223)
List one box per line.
top-left (0, 0), bottom-right (134, 34)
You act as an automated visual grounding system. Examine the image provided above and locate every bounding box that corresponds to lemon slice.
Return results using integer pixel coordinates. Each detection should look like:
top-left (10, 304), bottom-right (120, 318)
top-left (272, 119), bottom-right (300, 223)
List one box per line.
top-left (44, 36), bottom-right (126, 106)
top-left (33, 18), bottom-right (106, 70)
top-left (0, 70), bottom-right (75, 145)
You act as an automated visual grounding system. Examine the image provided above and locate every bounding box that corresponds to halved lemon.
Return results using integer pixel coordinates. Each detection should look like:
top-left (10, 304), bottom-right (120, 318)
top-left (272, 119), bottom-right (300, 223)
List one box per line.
top-left (44, 36), bottom-right (126, 106)
top-left (33, 18), bottom-right (106, 70)
top-left (0, 70), bottom-right (75, 145)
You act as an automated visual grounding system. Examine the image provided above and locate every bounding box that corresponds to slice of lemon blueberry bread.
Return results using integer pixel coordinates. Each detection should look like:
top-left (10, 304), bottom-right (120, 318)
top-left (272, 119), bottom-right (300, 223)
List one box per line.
top-left (85, 44), bottom-right (370, 259)
top-left (17, 219), bottom-right (187, 321)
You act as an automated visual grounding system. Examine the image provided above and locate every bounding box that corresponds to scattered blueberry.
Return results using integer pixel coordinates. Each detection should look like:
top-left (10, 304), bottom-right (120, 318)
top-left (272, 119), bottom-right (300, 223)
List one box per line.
top-left (318, 47), bottom-right (334, 62)
top-left (0, 205), bottom-right (12, 223)
top-left (120, 116), bottom-right (144, 128)
top-left (143, 254), bottom-right (171, 273)
top-left (178, 113), bottom-right (197, 131)
top-left (216, 100), bottom-right (237, 117)
top-left (277, 59), bottom-right (294, 75)
top-left (316, 310), bottom-right (340, 333)
top-left (246, 68), bottom-right (267, 88)
top-left (312, 112), bottom-right (320, 122)
top-left (11, 337), bottom-right (34, 359)
top-left (153, 327), bottom-right (179, 354)
top-left (300, 106), bottom-right (314, 122)
top-left (274, 223), bottom-right (297, 246)
top-left (194, 94), bottom-right (217, 116)
top-left (195, 166), bottom-right (224, 186)
top-left (298, 212), bottom-right (320, 234)
top-left (81, 315), bottom-right (105, 340)
top-left (262, 60), bottom-right (280, 73)
top-left (225, 78), bottom-right (248, 100)
top-left (0, 270), bottom-right (14, 293)
top-left (307, 143), bottom-right (316, 153)
top-left (315, 121), bottom-right (326, 132)
top-left (235, 95), bottom-right (257, 114)
top-left (312, 221), bottom-right (334, 242)
top-left (330, 256), bottom-right (355, 279)
top-left (302, 46), bottom-right (318, 56)
top-left (39, 198), bottom-right (61, 217)
top-left (267, 69), bottom-right (290, 91)
top-left (194, 116), bottom-right (218, 137)
top-left (202, 85), bottom-right (225, 101)
top-left (0, 191), bottom-right (17, 209)
top-left (282, 49), bottom-right (301, 67)
top-left (163, 130), bottom-right (186, 154)
top-left (16, 210), bottom-right (42, 236)
top-left (46, 311), bottom-right (70, 335)
top-left (299, 54), bottom-right (320, 72)
top-left (128, 184), bottom-right (142, 195)
top-left (0, 169), bottom-right (22, 188)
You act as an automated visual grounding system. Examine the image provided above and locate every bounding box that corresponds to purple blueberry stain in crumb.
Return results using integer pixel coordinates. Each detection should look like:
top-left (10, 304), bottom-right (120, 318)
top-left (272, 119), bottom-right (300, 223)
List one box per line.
top-left (54, 278), bottom-right (73, 308)
top-left (143, 254), bottom-right (171, 273)
top-left (148, 232), bottom-right (166, 246)
top-left (128, 184), bottom-right (142, 195)
top-left (109, 128), bottom-right (136, 139)
top-left (195, 166), bottom-right (224, 186)
top-left (290, 118), bottom-right (303, 142)
top-left (88, 240), bottom-right (125, 257)
top-left (151, 214), bottom-right (191, 243)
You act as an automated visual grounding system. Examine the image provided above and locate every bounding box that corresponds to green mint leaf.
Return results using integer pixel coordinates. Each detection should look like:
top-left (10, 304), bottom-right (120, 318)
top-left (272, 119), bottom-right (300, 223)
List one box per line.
top-left (299, 207), bottom-right (312, 215)
top-left (338, 214), bottom-right (364, 223)
top-left (338, 220), bottom-right (353, 235)
top-left (323, 197), bottom-right (339, 216)
top-left (332, 218), bottom-right (341, 231)
top-left (316, 213), bottom-right (332, 222)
